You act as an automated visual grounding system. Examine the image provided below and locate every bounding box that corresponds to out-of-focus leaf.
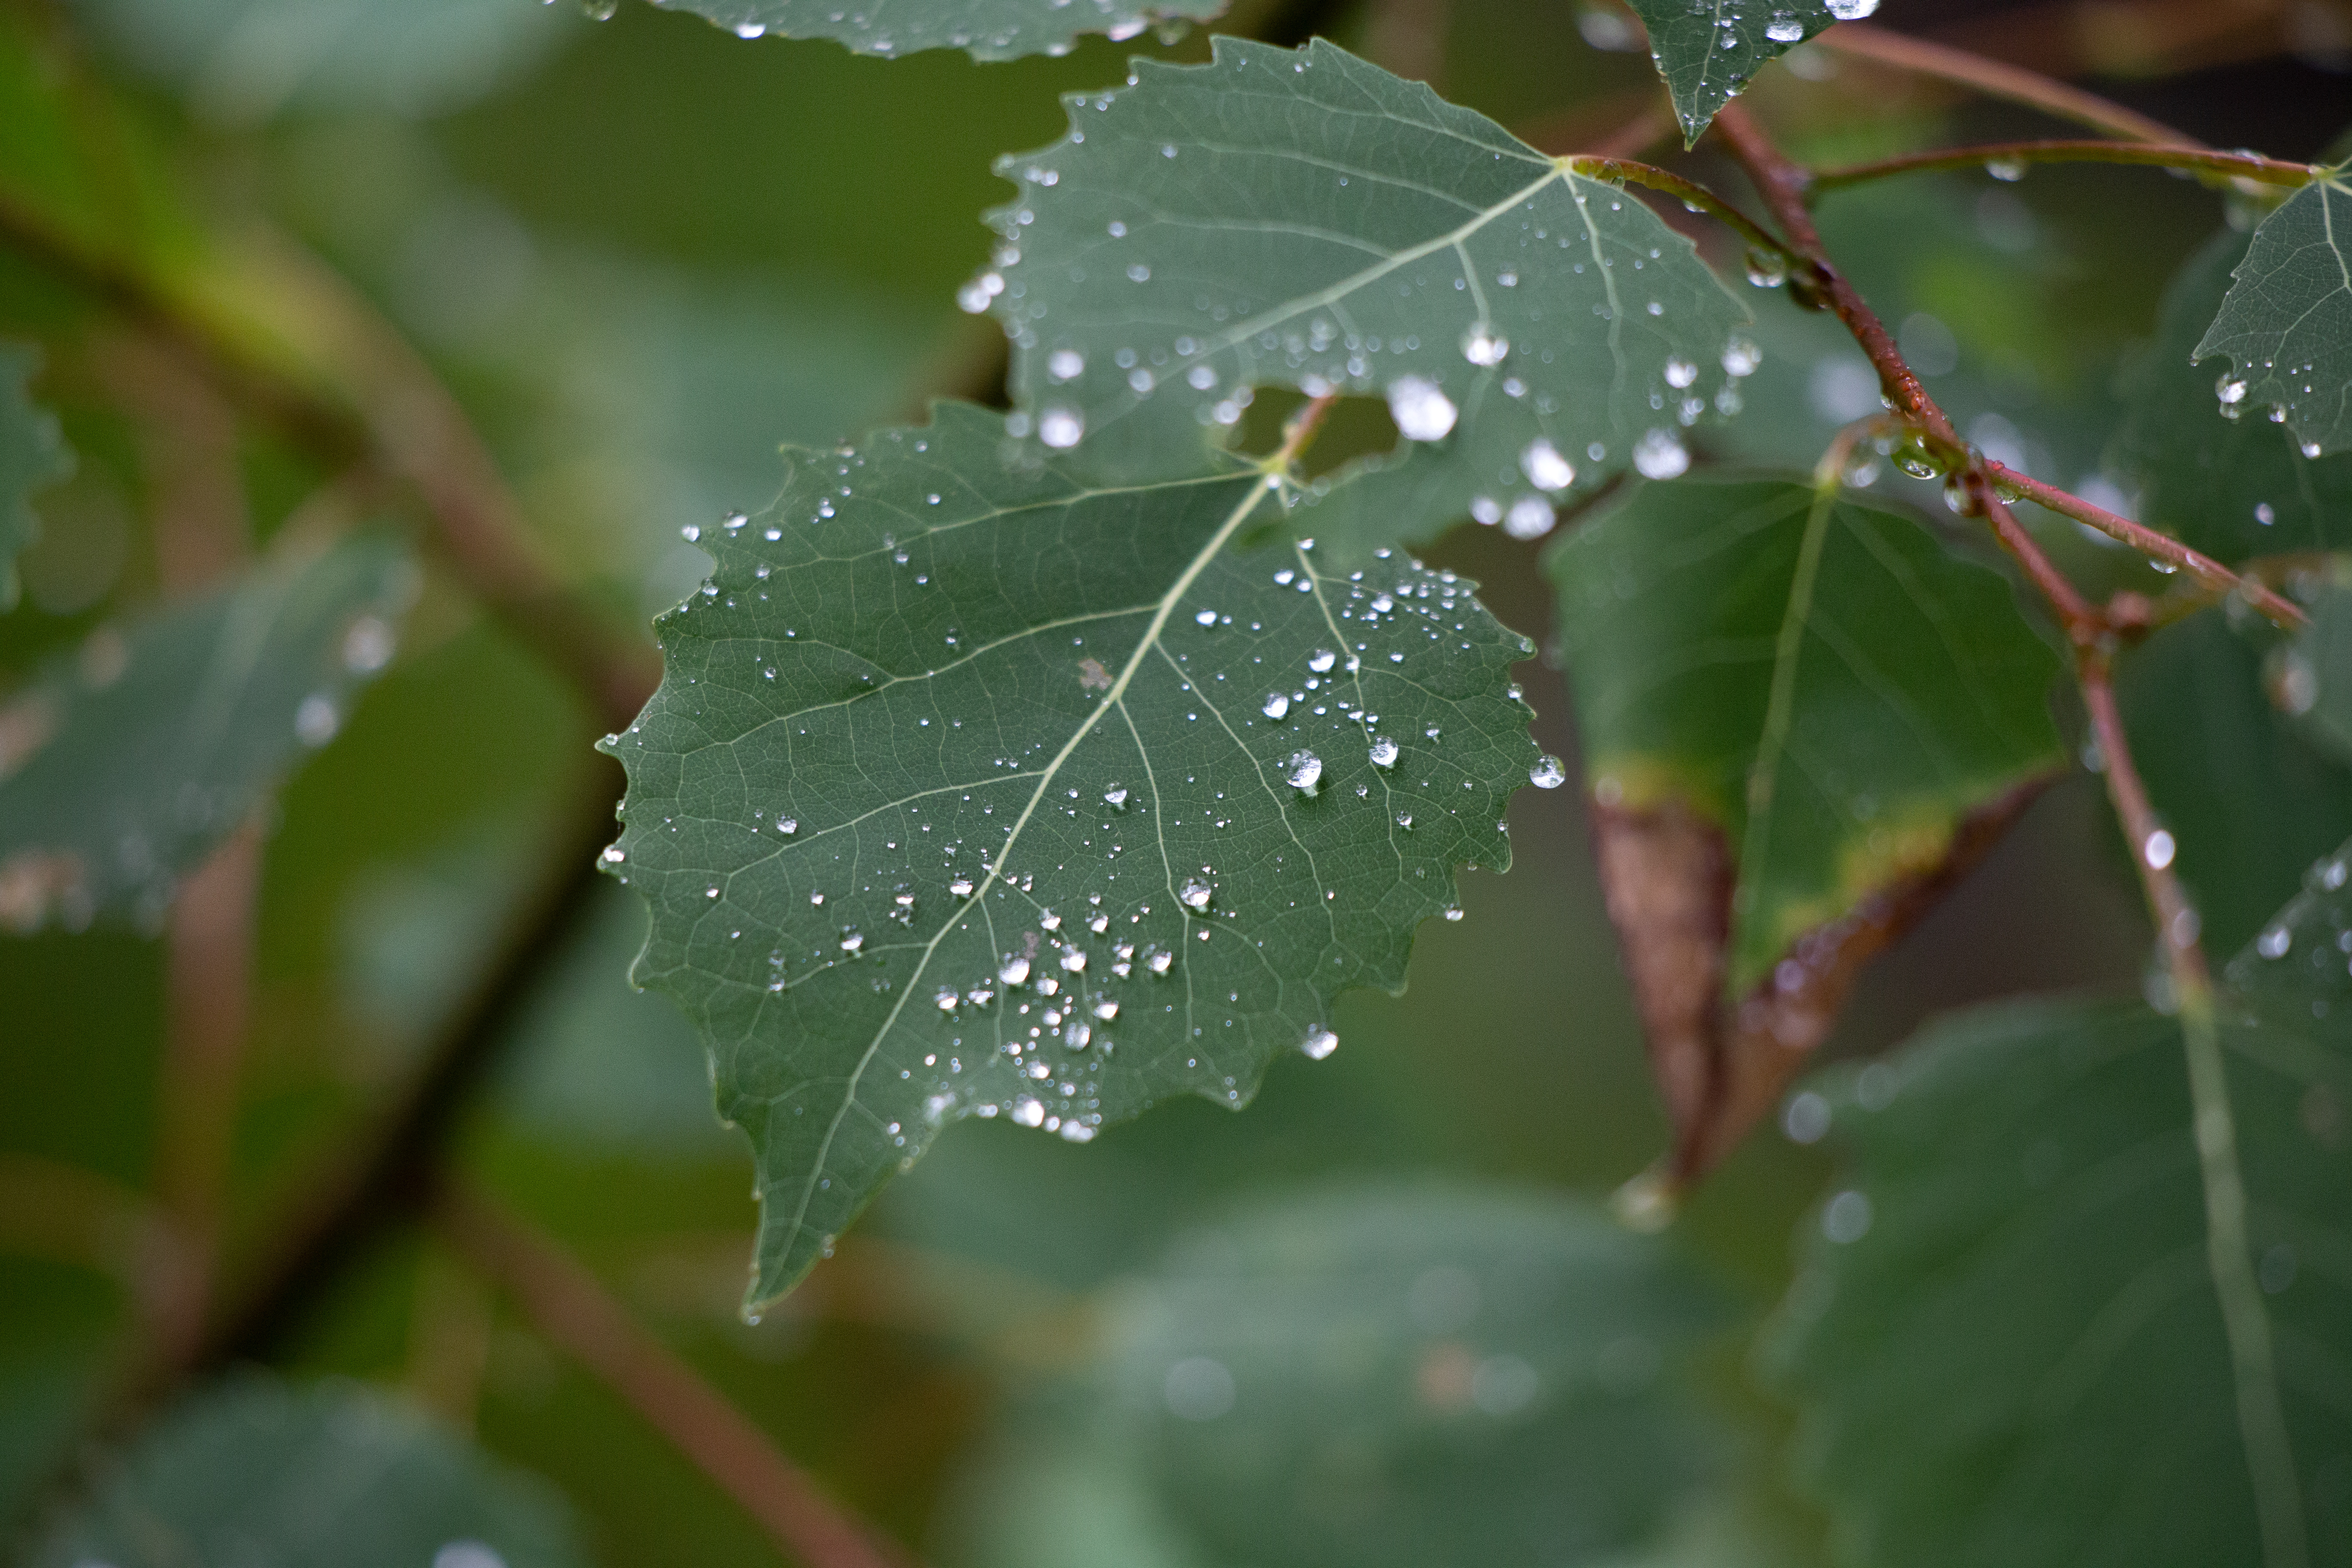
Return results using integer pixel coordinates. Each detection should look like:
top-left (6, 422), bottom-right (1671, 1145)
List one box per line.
top-left (957, 1186), bottom-right (1728, 1568)
top-left (0, 535), bottom-right (414, 934)
top-left (982, 38), bottom-right (1752, 542)
top-left (1622, 0), bottom-right (1852, 144)
top-left (33, 1373), bottom-right (589, 1568)
top-left (1767, 838), bottom-right (2352, 1568)
top-left (2196, 175), bottom-right (2352, 458)
top-left (2122, 606), bottom-right (2352, 957)
top-left (2113, 229), bottom-right (2352, 564)
top-left (602, 401), bottom-right (1537, 1306)
top-left (72, 0), bottom-right (576, 122)
top-left (2272, 561), bottom-right (2352, 766)
top-left (1547, 477), bottom-right (2063, 1175)
top-left (0, 342), bottom-right (71, 612)
top-left (648, 0), bottom-right (1225, 61)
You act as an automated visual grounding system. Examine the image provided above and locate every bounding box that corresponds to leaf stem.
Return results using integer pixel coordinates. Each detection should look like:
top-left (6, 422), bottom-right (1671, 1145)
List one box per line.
top-left (438, 1185), bottom-right (920, 1568)
top-left (1986, 460), bottom-right (2307, 630)
top-left (2076, 651), bottom-right (2309, 1568)
top-left (1565, 156), bottom-right (1798, 265)
top-left (1810, 22), bottom-right (2196, 145)
top-left (1810, 140), bottom-right (2314, 194)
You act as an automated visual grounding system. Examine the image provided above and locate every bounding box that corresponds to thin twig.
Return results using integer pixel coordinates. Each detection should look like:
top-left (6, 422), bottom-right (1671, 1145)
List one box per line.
top-left (1564, 156), bottom-right (1797, 263)
top-left (1988, 461), bottom-right (2307, 630)
top-left (1810, 139), bottom-right (2313, 193)
top-left (438, 1185), bottom-right (918, 1568)
top-left (2077, 652), bottom-right (2307, 1568)
top-left (1812, 22), bottom-right (2196, 144)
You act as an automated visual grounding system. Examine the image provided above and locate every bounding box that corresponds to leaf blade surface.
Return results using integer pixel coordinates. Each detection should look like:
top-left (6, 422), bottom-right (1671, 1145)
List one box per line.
top-left (2195, 175), bottom-right (2352, 458)
top-left (1623, 0), bottom-right (1851, 144)
top-left (647, 0), bottom-right (1225, 60)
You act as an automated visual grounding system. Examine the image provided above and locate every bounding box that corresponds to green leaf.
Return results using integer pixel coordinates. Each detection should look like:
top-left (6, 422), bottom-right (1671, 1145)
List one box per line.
top-left (1623, 1), bottom-right (1854, 145)
top-left (646, 0), bottom-right (1226, 61)
top-left (0, 342), bottom-right (71, 613)
top-left (2113, 229), bottom-right (2352, 564)
top-left (2275, 561), bottom-right (2352, 768)
top-left (34, 1373), bottom-right (588, 1568)
top-left (1549, 477), bottom-right (2064, 997)
top-left (957, 1185), bottom-right (1729, 1568)
top-left (2122, 607), bottom-right (2352, 957)
top-left (1767, 838), bottom-right (2352, 1568)
top-left (75, 0), bottom-right (575, 122)
top-left (2196, 174), bottom-right (2352, 459)
top-left (0, 536), bottom-right (414, 934)
top-left (981, 37), bottom-right (1753, 543)
top-left (601, 401), bottom-right (1539, 1307)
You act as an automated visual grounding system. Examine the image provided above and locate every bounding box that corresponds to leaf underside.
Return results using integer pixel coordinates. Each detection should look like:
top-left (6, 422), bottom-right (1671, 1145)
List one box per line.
top-left (1623, 0), bottom-right (1847, 144)
top-left (647, 0), bottom-right (1226, 60)
top-left (1769, 841), bottom-right (2352, 1568)
top-left (602, 401), bottom-right (1538, 1307)
top-left (2195, 176), bottom-right (2352, 459)
top-left (2114, 229), bottom-right (2352, 564)
top-left (0, 535), bottom-right (413, 934)
top-left (0, 340), bottom-right (71, 611)
top-left (1097, 1187), bottom-right (1727, 1568)
top-left (34, 1373), bottom-right (587, 1568)
top-left (983, 37), bottom-right (1753, 546)
top-left (1549, 478), bottom-right (2063, 1175)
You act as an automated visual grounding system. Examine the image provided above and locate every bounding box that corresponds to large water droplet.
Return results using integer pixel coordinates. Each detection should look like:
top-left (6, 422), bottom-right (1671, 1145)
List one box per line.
top-left (1286, 750), bottom-right (1324, 791)
top-left (1504, 496), bottom-right (1556, 539)
top-left (1530, 754), bottom-right (1568, 789)
top-left (1386, 377), bottom-right (1458, 442)
top-left (1764, 15), bottom-right (1804, 41)
top-left (1520, 439), bottom-right (1574, 492)
top-left (1461, 326), bottom-right (1510, 366)
top-left (1308, 649), bottom-right (1337, 673)
top-left (999, 956), bottom-right (1032, 986)
top-left (1038, 407), bottom-right (1085, 448)
top-left (1047, 348), bottom-right (1085, 382)
top-left (1721, 337), bottom-right (1762, 377)
top-left (1179, 879), bottom-right (1213, 912)
top-left (1302, 1026), bottom-right (1338, 1060)
top-left (1632, 429), bottom-right (1690, 479)
top-left (1369, 736), bottom-right (1400, 768)
top-left (1825, 0), bottom-right (1878, 17)
top-left (1663, 357), bottom-right (1699, 389)
top-left (1262, 693), bottom-right (1290, 719)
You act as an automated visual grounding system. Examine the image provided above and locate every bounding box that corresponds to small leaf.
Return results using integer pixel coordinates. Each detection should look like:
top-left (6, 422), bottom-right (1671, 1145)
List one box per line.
top-left (2195, 174), bottom-right (2352, 459)
top-left (1549, 477), bottom-right (2064, 1175)
top-left (647, 0), bottom-right (1226, 60)
top-left (1767, 839), bottom-right (2352, 1568)
top-left (34, 1372), bottom-right (588, 1568)
top-left (965, 1186), bottom-right (1729, 1568)
top-left (0, 535), bottom-right (414, 934)
top-left (1623, 1), bottom-right (1859, 145)
top-left (0, 341), bottom-right (71, 612)
top-left (2273, 560), bottom-right (2352, 767)
top-left (602, 403), bottom-right (1536, 1306)
top-left (2113, 228), bottom-right (2352, 564)
top-left (2122, 607), bottom-right (2352, 956)
top-left (983, 37), bottom-right (1752, 542)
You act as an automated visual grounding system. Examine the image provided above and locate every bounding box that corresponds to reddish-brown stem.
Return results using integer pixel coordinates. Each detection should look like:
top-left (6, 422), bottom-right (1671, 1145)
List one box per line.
top-left (1565, 156), bottom-right (1795, 263)
top-left (1812, 22), bottom-right (2196, 145)
top-left (1989, 461), bottom-right (2307, 630)
top-left (2076, 649), bottom-right (2208, 990)
top-left (438, 1186), bottom-right (917, 1568)
top-left (1811, 139), bottom-right (2313, 193)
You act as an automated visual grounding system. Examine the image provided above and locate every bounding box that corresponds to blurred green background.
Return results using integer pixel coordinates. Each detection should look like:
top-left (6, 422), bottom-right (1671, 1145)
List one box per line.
top-left (3, 0), bottom-right (2347, 1561)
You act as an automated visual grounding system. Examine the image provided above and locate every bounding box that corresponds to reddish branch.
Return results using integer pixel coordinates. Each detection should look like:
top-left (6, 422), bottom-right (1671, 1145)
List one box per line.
top-left (1812, 21), bottom-right (2195, 144)
top-left (439, 1187), bottom-right (918, 1568)
top-left (1811, 139), bottom-right (2313, 193)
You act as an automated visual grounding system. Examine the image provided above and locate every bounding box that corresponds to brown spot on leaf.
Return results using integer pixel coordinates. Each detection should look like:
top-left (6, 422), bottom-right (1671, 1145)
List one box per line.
top-left (1077, 658), bottom-right (1112, 691)
top-left (1594, 778), bottom-right (2050, 1188)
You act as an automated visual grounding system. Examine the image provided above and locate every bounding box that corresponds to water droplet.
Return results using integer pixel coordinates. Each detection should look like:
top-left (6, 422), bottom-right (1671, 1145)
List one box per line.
top-left (1195, 609), bottom-right (1219, 627)
top-left (1369, 736), bottom-right (1400, 769)
top-left (343, 616), bottom-right (395, 674)
top-left (1663, 357), bottom-right (1698, 389)
top-left (1721, 337), bottom-right (1762, 377)
top-left (1302, 1025), bottom-right (1338, 1060)
top-left (1093, 998), bottom-right (1119, 1020)
top-left (1530, 754), bottom-right (1568, 789)
top-left (999, 956), bottom-right (1032, 986)
top-left (1047, 348), bottom-right (1085, 381)
top-left (840, 931), bottom-right (864, 953)
top-left (1825, 0), bottom-right (1878, 17)
top-left (1060, 946), bottom-right (1087, 973)
top-left (1286, 750), bottom-right (1323, 792)
top-left (599, 844), bottom-right (625, 866)
top-left (1520, 439), bottom-right (1575, 492)
top-left (1179, 879), bottom-right (1213, 911)
top-left (1744, 248), bottom-right (1789, 288)
top-left (950, 877), bottom-right (975, 897)
top-left (1504, 496), bottom-right (1557, 539)
top-left (1764, 15), bottom-right (1805, 41)
top-left (2143, 829), bottom-right (2176, 870)
top-left (1146, 945), bottom-right (1175, 973)
top-left (1822, 1188), bottom-right (1873, 1241)
top-left (2257, 923), bottom-right (2292, 959)
top-left (1104, 784), bottom-right (1130, 806)
top-left (957, 272), bottom-right (1004, 314)
top-left (295, 694), bottom-right (340, 747)
top-left (1782, 1090), bottom-right (1831, 1143)
top-left (1461, 326), bottom-right (1510, 366)
top-left (1386, 377), bottom-right (1458, 442)
top-left (1308, 649), bottom-right (1336, 673)
top-left (1038, 407), bottom-right (1085, 448)
top-left (1984, 156), bottom-right (2028, 182)
top-left (1632, 429), bottom-right (1690, 479)
top-left (1262, 693), bottom-right (1290, 719)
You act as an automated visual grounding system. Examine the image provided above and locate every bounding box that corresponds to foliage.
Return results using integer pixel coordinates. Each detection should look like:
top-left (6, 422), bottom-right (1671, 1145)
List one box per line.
top-left (1, 2), bottom-right (2348, 1567)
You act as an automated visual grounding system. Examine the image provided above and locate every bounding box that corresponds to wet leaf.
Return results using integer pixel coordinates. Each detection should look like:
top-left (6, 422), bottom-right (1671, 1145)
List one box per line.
top-left (959, 1186), bottom-right (1729, 1568)
top-left (75, 0), bottom-right (575, 122)
top-left (2195, 175), bottom-right (2352, 459)
top-left (2112, 229), bottom-right (2352, 564)
top-left (602, 402), bottom-right (1537, 1307)
top-left (1766, 837), bottom-right (2352, 1568)
top-left (648, 0), bottom-right (1226, 61)
top-left (0, 342), bottom-right (70, 612)
top-left (2274, 563), bottom-right (2352, 767)
top-left (1623, 1), bottom-right (1855, 145)
top-left (0, 535), bottom-right (414, 934)
top-left (2122, 606), bottom-right (2352, 958)
top-left (34, 1373), bottom-right (588, 1568)
top-left (982, 37), bottom-right (1752, 545)
top-left (1548, 477), bottom-right (2064, 1175)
